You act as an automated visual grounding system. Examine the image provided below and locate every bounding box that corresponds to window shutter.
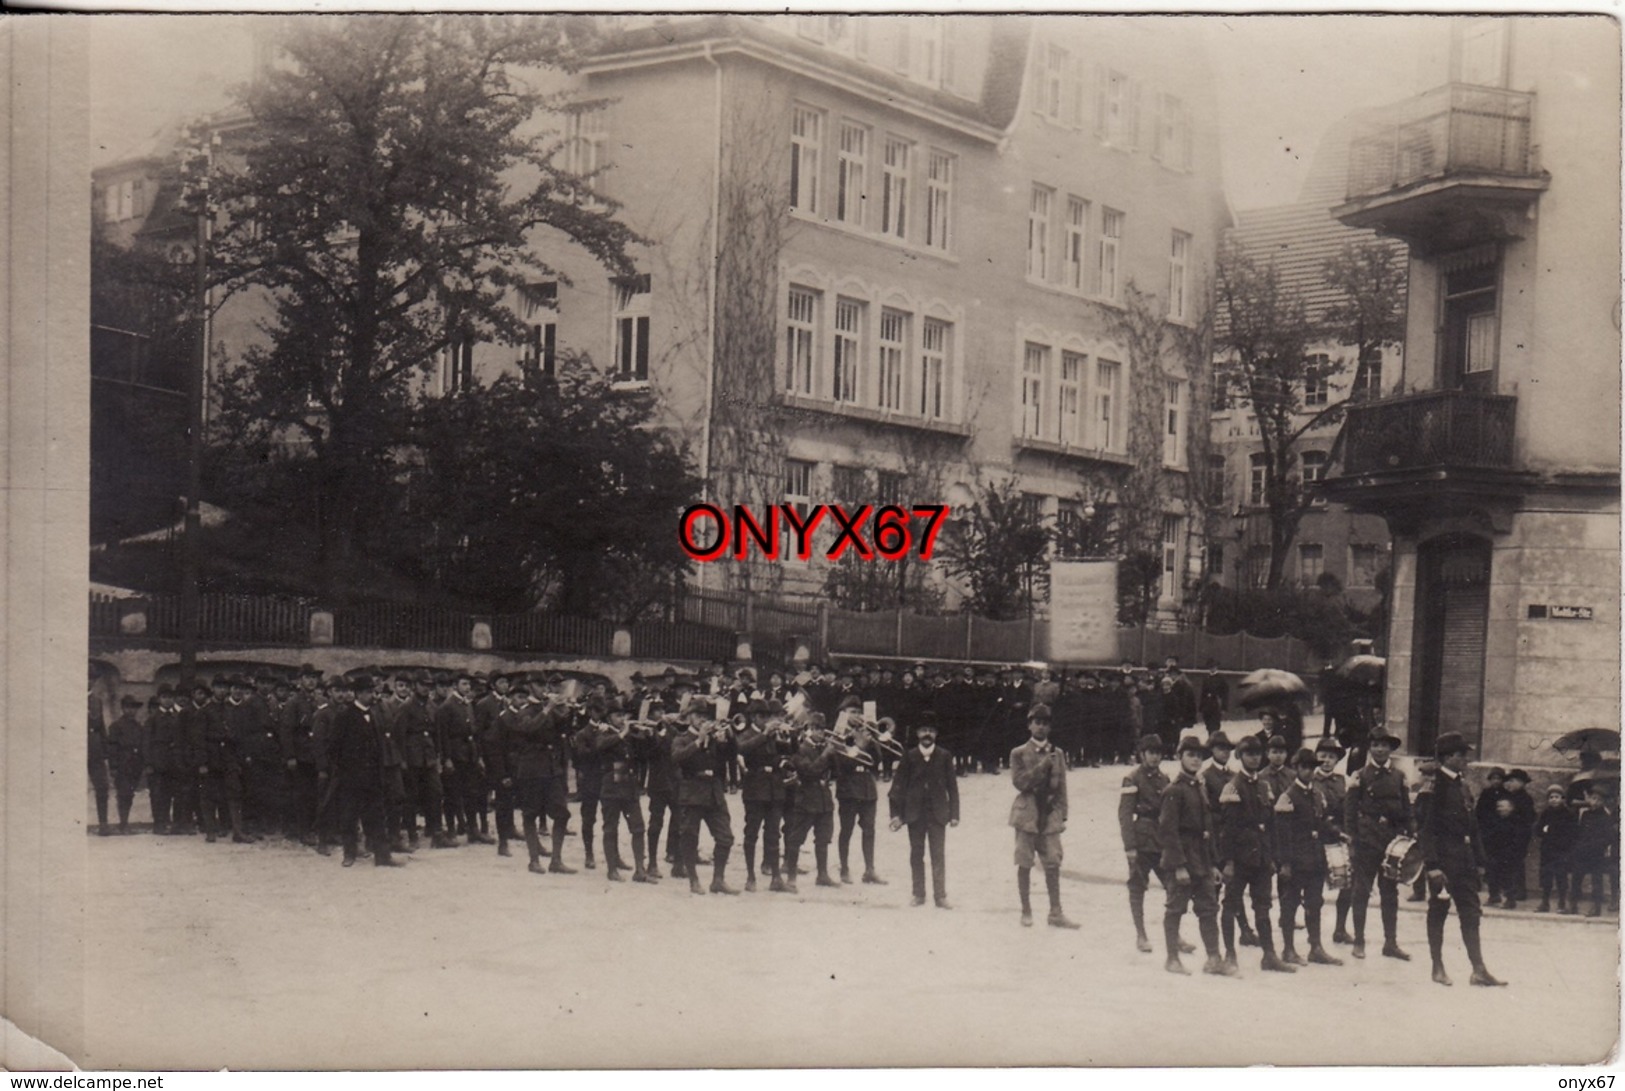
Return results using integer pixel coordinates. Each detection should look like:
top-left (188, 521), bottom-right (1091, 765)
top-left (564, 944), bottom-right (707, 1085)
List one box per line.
top-left (636, 316), bottom-right (650, 379)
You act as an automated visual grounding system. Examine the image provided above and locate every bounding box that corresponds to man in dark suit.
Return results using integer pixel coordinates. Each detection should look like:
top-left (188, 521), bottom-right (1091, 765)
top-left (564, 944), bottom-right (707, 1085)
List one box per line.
top-left (1418, 732), bottom-right (1506, 987)
top-left (888, 712), bottom-right (960, 908)
top-left (330, 674), bottom-right (403, 868)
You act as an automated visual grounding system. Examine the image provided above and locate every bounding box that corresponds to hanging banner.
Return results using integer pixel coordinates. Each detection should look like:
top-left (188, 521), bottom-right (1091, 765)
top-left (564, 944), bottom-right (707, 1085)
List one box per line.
top-left (1048, 560), bottom-right (1119, 664)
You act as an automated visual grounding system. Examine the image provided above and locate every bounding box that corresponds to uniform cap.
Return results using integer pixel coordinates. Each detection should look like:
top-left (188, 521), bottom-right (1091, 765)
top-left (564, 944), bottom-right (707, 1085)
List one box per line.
top-left (1176, 734), bottom-right (1209, 757)
top-left (1369, 726), bottom-right (1402, 746)
top-left (1136, 734), bottom-right (1164, 755)
top-left (1235, 735), bottom-right (1263, 755)
top-left (1208, 731), bottom-right (1234, 750)
top-left (1506, 768), bottom-right (1530, 785)
top-left (349, 673), bottom-right (375, 690)
top-left (1435, 732), bottom-right (1475, 758)
top-left (155, 684), bottom-right (175, 697)
top-left (1315, 736), bottom-right (1346, 755)
top-left (1028, 703), bottom-right (1052, 722)
top-left (746, 699), bottom-right (770, 717)
top-left (1267, 735), bottom-right (1289, 751)
top-left (1291, 747), bottom-right (1318, 768)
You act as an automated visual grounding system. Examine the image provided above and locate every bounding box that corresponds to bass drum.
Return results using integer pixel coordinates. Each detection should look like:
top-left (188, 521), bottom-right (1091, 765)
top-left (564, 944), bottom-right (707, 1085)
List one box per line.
top-left (1380, 834), bottom-right (1424, 885)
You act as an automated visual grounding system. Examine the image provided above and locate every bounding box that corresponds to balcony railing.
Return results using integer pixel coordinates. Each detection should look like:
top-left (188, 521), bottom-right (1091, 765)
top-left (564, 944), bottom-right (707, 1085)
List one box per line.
top-left (1346, 83), bottom-right (1536, 200)
top-left (1336, 389), bottom-right (1517, 477)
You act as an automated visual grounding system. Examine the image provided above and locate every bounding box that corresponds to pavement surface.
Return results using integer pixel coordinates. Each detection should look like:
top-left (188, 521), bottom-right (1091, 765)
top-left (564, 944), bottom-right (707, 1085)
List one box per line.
top-left (82, 761), bottom-right (1620, 1071)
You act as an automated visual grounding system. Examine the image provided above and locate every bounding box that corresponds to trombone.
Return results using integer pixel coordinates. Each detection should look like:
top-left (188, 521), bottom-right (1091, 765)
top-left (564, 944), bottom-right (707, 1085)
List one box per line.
top-left (803, 726), bottom-right (877, 768)
top-left (843, 714), bottom-right (905, 759)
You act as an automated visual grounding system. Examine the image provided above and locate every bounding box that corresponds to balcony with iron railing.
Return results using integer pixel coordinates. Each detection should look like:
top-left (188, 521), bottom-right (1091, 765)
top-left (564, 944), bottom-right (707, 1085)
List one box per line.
top-left (1335, 83), bottom-right (1548, 253)
top-left (1320, 388), bottom-right (1528, 523)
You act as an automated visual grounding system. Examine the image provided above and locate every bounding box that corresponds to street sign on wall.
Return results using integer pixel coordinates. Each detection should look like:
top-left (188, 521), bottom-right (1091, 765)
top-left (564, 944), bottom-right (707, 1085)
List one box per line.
top-left (1048, 560), bottom-right (1119, 663)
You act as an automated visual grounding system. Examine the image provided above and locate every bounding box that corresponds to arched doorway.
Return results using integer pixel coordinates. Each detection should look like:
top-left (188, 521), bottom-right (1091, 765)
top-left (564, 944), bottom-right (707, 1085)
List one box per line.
top-left (1409, 533), bottom-right (1493, 757)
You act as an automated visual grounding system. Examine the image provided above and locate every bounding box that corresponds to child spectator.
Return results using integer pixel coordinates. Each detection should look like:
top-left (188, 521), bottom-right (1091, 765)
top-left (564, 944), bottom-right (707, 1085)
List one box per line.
top-left (1572, 785), bottom-right (1619, 917)
top-left (1535, 784), bottom-right (1577, 913)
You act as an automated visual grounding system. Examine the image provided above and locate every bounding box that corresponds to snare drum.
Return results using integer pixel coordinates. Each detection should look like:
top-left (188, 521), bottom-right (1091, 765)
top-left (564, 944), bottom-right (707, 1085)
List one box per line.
top-left (1325, 841), bottom-right (1351, 889)
top-left (1380, 834), bottom-right (1424, 885)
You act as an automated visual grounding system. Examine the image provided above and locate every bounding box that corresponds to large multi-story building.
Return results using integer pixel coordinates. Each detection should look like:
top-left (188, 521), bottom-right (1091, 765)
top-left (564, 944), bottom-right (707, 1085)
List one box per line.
top-left (1207, 126), bottom-right (1403, 614)
top-left (1322, 16), bottom-right (1620, 766)
top-left (92, 16), bottom-right (1233, 619)
top-left (534, 15), bottom-right (1232, 609)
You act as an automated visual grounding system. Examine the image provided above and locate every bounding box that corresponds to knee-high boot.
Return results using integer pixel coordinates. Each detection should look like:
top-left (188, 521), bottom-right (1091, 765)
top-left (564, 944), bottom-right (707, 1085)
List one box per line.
top-left (549, 825), bottom-right (576, 874)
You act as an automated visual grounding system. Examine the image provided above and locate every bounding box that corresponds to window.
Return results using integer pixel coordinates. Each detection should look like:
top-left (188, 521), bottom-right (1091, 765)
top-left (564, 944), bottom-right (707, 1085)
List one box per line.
top-left (915, 20), bottom-right (942, 84)
top-left (519, 282), bottom-right (557, 379)
top-left (833, 465), bottom-right (866, 504)
top-left (1249, 452), bottom-right (1268, 506)
top-left (1098, 209), bottom-right (1123, 300)
top-left (566, 109), bottom-right (608, 206)
top-left (1298, 543), bottom-right (1324, 587)
top-left (1027, 186), bottom-right (1052, 281)
top-left (1097, 69), bottom-right (1136, 147)
top-left (1154, 93), bottom-right (1192, 170)
top-left (1169, 231), bottom-right (1191, 320)
top-left (1300, 450), bottom-right (1327, 484)
top-left (1245, 545), bottom-right (1271, 589)
top-left (440, 331), bottom-right (475, 395)
top-left (1020, 492), bottom-right (1047, 525)
top-left (1160, 515), bottom-right (1183, 601)
top-left (790, 105), bottom-right (822, 214)
top-left (1036, 43), bottom-right (1083, 126)
top-left (1210, 372), bottom-right (1231, 411)
top-left (1349, 544), bottom-right (1383, 588)
top-left (1094, 359), bottom-right (1121, 451)
top-left (1163, 380), bottom-right (1186, 467)
top-left (925, 151), bottom-right (953, 251)
top-left (1021, 342), bottom-right (1048, 439)
top-left (1057, 351), bottom-right (1084, 445)
top-left (1065, 197), bottom-right (1089, 290)
top-left (877, 308), bottom-right (908, 411)
top-left (877, 470), bottom-right (907, 507)
top-left (1205, 454), bottom-right (1226, 506)
top-left (1303, 354), bottom-right (1330, 406)
top-left (881, 138), bottom-right (910, 239)
top-left (102, 183), bottom-right (120, 222)
top-left (1207, 542), bottom-right (1225, 578)
top-left (1352, 346), bottom-right (1384, 401)
top-left (786, 286), bottom-right (818, 394)
top-left (920, 318), bottom-right (948, 419)
top-left (837, 122), bottom-right (868, 227)
top-left (833, 297), bottom-right (864, 403)
top-left (1301, 450), bottom-right (1328, 506)
top-left (785, 459), bottom-right (815, 518)
top-left (612, 274), bottom-right (651, 381)
top-left (1443, 256), bottom-right (1499, 387)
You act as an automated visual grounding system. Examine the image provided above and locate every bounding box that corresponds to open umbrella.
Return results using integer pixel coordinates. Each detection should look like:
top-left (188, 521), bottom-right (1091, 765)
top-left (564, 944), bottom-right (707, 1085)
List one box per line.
top-left (1235, 668), bottom-right (1309, 710)
top-left (1570, 768), bottom-right (1621, 790)
top-left (1336, 654), bottom-right (1387, 686)
top-left (1552, 728), bottom-right (1621, 756)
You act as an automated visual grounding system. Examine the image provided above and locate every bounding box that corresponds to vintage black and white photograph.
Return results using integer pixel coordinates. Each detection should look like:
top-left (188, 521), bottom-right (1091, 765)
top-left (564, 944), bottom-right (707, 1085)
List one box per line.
top-left (3, 8), bottom-right (1621, 1074)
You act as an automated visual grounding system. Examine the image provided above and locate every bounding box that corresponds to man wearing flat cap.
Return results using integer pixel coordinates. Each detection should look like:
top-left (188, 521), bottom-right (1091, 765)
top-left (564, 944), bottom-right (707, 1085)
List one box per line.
top-left (397, 670), bottom-right (453, 849)
top-left (1159, 735), bottom-right (1234, 976)
top-left (1344, 725), bottom-right (1412, 961)
top-left (476, 672), bottom-right (515, 853)
top-left (438, 673), bottom-right (492, 845)
top-left (1416, 731), bottom-right (1506, 987)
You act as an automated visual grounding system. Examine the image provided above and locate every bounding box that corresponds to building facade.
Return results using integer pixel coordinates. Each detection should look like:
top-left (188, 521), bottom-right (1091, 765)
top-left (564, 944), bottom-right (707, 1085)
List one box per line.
top-left (536, 15), bottom-right (1232, 611)
top-left (1323, 16), bottom-right (1621, 766)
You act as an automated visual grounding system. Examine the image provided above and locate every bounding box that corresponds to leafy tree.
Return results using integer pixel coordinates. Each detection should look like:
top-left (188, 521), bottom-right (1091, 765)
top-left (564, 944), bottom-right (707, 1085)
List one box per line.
top-left (1214, 242), bottom-right (1328, 590)
top-left (207, 15), bottom-right (640, 590)
top-left (1321, 239), bottom-right (1407, 401)
top-left (936, 477), bottom-right (1051, 621)
top-left (404, 360), bottom-right (701, 619)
